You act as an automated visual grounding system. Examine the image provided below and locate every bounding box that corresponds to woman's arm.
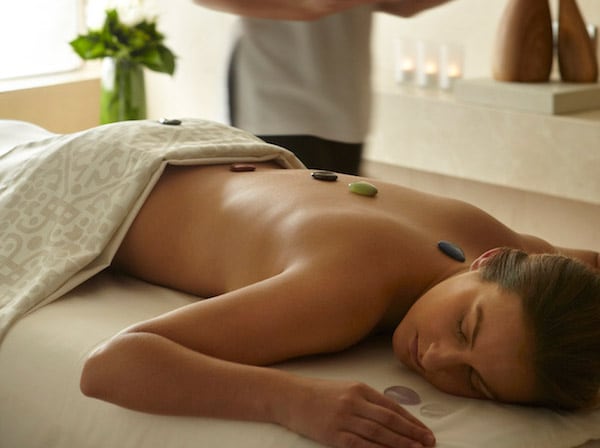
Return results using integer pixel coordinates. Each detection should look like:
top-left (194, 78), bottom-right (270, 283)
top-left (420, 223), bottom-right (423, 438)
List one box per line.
top-left (81, 267), bottom-right (435, 448)
top-left (81, 331), bottom-right (291, 419)
top-left (558, 247), bottom-right (600, 270)
top-left (517, 233), bottom-right (599, 270)
top-left (376, 0), bottom-right (455, 17)
top-left (82, 332), bottom-right (433, 447)
top-left (192, 0), bottom-right (380, 21)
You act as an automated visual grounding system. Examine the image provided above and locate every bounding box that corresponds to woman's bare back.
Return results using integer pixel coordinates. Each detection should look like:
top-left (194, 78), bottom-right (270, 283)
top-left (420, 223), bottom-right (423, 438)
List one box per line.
top-left (112, 162), bottom-right (544, 323)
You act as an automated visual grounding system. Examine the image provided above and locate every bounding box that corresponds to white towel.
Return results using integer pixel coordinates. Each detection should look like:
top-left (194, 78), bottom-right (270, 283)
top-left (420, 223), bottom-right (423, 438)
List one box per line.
top-left (0, 118), bottom-right (304, 343)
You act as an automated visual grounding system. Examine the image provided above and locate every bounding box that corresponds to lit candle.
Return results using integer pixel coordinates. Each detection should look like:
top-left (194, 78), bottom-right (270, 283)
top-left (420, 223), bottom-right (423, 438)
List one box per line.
top-left (394, 38), bottom-right (417, 86)
top-left (396, 58), bottom-right (416, 84)
top-left (439, 44), bottom-right (464, 90)
top-left (447, 64), bottom-right (461, 78)
top-left (425, 62), bottom-right (438, 74)
top-left (419, 61), bottom-right (439, 88)
top-left (439, 63), bottom-right (462, 90)
top-left (416, 41), bottom-right (440, 89)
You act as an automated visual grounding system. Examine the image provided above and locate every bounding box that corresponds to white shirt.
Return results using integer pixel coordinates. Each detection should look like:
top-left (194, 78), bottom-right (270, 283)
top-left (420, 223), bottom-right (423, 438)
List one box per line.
top-left (230, 5), bottom-right (373, 143)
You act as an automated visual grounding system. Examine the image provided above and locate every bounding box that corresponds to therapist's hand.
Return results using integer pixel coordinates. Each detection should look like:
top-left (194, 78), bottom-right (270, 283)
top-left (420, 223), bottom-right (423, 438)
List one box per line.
top-left (284, 378), bottom-right (436, 448)
top-left (376, 0), bottom-right (455, 17)
top-left (299, 0), bottom-right (382, 19)
top-left (193, 0), bottom-right (382, 20)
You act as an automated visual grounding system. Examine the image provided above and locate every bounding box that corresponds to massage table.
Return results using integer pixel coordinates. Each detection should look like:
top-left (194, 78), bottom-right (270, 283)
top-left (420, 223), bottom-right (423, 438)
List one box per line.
top-left (1, 119), bottom-right (599, 448)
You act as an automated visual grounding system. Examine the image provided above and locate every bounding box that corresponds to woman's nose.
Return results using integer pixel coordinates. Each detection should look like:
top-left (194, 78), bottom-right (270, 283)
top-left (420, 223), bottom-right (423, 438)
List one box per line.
top-left (420, 341), bottom-right (465, 372)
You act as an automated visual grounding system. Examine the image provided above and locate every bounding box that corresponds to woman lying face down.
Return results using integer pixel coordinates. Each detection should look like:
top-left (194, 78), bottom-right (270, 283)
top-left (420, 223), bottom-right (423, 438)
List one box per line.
top-left (81, 164), bottom-right (600, 448)
top-left (394, 250), bottom-right (537, 404)
top-left (395, 247), bottom-right (600, 411)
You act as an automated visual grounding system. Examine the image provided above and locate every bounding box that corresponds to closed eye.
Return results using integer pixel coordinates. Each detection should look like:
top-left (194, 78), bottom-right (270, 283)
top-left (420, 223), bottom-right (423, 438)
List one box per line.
top-left (456, 316), bottom-right (467, 343)
top-left (468, 367), bottom-right (482, 396)
top-left (470, 368), bottom-right (496, 400)
top-left (457, 314), bottom-right (484, 397)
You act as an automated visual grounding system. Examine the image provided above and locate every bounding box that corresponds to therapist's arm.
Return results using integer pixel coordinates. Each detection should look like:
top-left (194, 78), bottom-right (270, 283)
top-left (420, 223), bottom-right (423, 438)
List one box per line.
top-left (192, 0), bottom-right (381, 21)
top-left (376, 0), bottom-right (455, 17)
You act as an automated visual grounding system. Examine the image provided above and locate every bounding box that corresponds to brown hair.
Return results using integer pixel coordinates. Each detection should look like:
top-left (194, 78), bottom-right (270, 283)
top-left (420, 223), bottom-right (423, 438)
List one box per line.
top-left (479, 248), bottom-right (600, 410)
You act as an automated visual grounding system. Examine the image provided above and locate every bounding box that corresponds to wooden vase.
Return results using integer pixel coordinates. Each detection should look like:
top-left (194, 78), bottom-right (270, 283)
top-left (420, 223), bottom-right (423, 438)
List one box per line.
top-left (558, 0), bottom-right (598, 82)
top-left (492, 0), bottom-right (553, 82)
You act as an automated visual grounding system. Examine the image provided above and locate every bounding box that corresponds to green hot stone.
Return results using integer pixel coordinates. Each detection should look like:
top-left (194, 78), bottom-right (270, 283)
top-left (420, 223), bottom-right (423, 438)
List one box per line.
top-left (348, 181), bottom-right (378, 197)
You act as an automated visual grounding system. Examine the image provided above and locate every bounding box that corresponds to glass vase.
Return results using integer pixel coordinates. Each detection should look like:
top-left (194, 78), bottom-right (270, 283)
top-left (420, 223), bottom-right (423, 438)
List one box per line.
top-left (100, 57), bottom-right (147, 124)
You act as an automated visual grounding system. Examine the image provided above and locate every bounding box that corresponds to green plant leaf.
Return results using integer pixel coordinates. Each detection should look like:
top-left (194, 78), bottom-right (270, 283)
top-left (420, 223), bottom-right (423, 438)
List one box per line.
top-left (138, 45), bottom-right (176, 74)
top-left (69, 8), bottom-right (176, 75)
top-left (70, 34), bottom-right (107, 60)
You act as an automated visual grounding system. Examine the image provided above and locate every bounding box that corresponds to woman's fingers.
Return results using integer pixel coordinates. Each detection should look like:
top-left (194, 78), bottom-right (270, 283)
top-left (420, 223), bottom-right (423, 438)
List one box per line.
top-left (288, 379), bottom-right (435, 448)
top-left (351, 401), bottom-right (436, 447)
top-left (363, 386), bottom-right (430, 429)
top-left (335, 429), bottom-right (426, 448)
top-left (343, 383), bottom-right (435, 447)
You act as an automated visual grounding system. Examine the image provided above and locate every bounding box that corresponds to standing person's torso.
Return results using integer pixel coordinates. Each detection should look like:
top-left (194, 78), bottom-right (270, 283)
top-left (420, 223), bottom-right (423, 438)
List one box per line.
top-left (231, 6), bottom-right (374, 143)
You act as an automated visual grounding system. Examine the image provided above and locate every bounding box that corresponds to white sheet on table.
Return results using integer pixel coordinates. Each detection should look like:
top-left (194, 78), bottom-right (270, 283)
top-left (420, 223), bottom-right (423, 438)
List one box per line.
top-left (0, 272), bottom-right (598, 448)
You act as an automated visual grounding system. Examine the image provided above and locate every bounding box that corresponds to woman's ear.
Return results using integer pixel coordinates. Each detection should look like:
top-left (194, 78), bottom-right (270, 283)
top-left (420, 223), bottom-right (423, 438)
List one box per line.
top-left (470, 247), bottom-right (504, 271)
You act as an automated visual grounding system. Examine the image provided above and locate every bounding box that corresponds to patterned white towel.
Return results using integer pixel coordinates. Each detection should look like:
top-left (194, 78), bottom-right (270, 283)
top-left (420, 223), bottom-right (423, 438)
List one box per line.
top-left (0, 118), bottom-right (304, 343)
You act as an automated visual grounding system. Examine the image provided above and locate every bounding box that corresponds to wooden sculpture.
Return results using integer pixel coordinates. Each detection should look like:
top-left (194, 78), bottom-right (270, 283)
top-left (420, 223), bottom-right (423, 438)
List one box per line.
top-left (492, 0), bottom-right (554, 82)
top-left (558, 0), bottom-right (598, 82)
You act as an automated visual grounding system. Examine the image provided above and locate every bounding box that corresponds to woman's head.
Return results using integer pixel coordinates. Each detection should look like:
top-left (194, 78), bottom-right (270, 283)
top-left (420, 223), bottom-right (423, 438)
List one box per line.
top-left (479, 248), bottom-right (600, 410)
top-left (392, 263), bottom-right (537, 404)
top-left (392, 247), bottom-right (600, 410)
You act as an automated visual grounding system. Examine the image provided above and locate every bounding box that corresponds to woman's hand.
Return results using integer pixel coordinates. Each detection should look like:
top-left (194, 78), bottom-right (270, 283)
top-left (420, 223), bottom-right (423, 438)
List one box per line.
top-left (283, 378), bottom-right (436, 448)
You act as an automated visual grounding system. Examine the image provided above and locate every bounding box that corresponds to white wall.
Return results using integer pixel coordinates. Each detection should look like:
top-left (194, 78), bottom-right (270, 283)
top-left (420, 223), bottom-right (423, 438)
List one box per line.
top-left (145, 0), bottom-right (236, 122)
top-left (146, 0), bottom-right (600, 121)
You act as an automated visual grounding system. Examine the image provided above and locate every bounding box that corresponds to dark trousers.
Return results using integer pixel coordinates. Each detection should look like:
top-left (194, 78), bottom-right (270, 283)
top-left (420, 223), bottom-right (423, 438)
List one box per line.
top-left (257, 135), bottom-right (363, 176)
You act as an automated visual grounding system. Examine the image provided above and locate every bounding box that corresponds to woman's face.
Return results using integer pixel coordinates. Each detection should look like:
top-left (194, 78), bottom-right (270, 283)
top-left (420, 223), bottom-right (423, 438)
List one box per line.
top-left (393, 270), bottom-right (536, 404)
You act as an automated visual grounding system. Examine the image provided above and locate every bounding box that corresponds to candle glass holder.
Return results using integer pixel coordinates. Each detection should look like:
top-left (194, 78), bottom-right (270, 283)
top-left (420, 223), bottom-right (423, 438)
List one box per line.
top-left (394, 38), bottom-right (417, 85)
top-left (439, 43), bottom-right (464, 90)
top-left (416, 40), bottom-right (439, 89)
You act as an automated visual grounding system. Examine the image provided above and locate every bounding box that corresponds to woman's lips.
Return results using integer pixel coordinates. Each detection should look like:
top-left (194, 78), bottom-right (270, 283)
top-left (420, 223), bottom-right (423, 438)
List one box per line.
top-left (410, 335), bottom-right (423, 372)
